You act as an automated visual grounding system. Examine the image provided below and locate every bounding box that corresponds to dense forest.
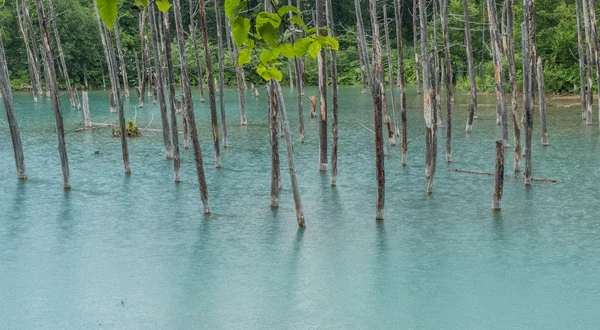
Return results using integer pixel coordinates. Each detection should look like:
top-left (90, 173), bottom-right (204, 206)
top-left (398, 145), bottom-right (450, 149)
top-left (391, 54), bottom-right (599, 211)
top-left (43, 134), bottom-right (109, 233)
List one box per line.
top-left (0, 0), bottom-right (590, 92)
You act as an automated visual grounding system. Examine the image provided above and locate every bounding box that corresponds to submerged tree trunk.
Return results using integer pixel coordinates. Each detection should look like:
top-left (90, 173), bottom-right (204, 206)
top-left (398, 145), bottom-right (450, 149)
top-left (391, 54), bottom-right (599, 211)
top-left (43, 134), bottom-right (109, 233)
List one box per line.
top-left (492, 140), bottom-right (504, 210)
top-left (138, 9), bottom-right (147, 107)
top-left (35, 0), bottom-right (70, 188)
top-left (576, 0), bottom-right (587, 120)
top-left (587, 0), bottom-right (600, 125)
top-left (93, 0), bottom-right (116, 112)
top-left (522, 3), bottom-right (534, 185)
top-left (290, 0), bottom-right (305, 142)
top-left (21, 0), bottom-right (43, 97)
top-left (487, 0), bottom-right (509, 148)
top-left (432, 0), bottom-right (442, 127)
top-left (114, 23), bottom-right (130, 99)
top-left (394, 0), bottom-right (407, 166)
top-left (15, 0), bottom-right (39, 103)
top-left (82, 90), bottom-right (91, 128)
top-left (316, 0), bottom-right (328, 172)
top-left (189, 0), bottom-right (205, 102)
top-left (198, 0), bottom-right (222, 167)
top-left (47, 0), bottom-right (77, 108)
top-left (582, 0), bottom-right (593, 124)
top-left (148, 4), bottom-right (174, 159)
top-left (442, 0), bottom-right (452, 163)
top-left (228, 18), bottom-right (247, 126)
top-left (504, 0), bottom-right (521, 172)
top-left (537, 57), bottom-right (548, 146)
top-left (420, 0), bottom-right (436, 194)
top-left (326, 0), bottom-right (339, 185)
top-left (413, 0), bottom-right (421, 94)
top-left (0, 33), bottom-right (27, 179)
top-left (173, 0), bottom-right (210, 213)
top-left (383, 4), bottom-right (399, 144)
top-left (214, 0), bottom-right (228, 148)
top-left (268, 81), bottom-right (280, 208)
top-left (163, 12), bottom-right (181, 182)
top-left (463, 0), bottom-right (477, 132)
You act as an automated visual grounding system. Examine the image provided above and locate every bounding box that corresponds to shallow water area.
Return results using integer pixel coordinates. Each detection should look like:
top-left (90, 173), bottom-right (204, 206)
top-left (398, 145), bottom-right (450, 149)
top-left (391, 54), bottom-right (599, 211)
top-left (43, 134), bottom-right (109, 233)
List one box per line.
top-left (1, 87), bottom-right (599, 328)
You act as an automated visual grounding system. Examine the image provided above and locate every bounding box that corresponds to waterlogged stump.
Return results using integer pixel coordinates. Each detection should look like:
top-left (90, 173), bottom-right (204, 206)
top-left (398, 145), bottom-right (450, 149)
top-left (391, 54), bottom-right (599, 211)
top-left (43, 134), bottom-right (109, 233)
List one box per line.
top-left (309, 96), bottom-right (317, 118)
top-left (492, 141), bottom-right (504, 210)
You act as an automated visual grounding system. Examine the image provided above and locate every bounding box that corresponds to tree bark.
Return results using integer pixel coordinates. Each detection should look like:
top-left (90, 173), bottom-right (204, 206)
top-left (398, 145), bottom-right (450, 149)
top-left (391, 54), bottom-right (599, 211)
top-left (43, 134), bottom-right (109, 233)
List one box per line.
top-left (582, 0), bottom-right (593, 124)
top-left (93, 0), bottom-right (116, 113)
top-left (188, 0), bottom-right (205, 102)
top-left (432, 0), bottom-right (442, 127)
top-left (521, 7), bottom-right (534, 185)
top-left (576, 0), bottom-right (587, 120)
top-left (114, 23), bottom-right (130, 99)
top-left (47, 0), bottom-right (77, 108)
top-left (492, 140), bottom-right (504, 210)
top-left (0, 32), bottom-right (27, 179)
top-left (357, 23), bottom-right (368, 94)
top-left (316, 0), bottom-right (328, 172)
top-left (537, 57), bottom-right (548, 146)
top-left (420, 0), bottom-right (436, 194)
top-left (163, 12), bottom-right (181, 182)
top-left (21, 0), bottom-right (44, 96)
top-left (587, 0), bottom-right (600, 125)
top-left (173, 0), bottom-right (211, 213)
top-left (442, 0), bottom-right (452, 163)
top-left (214, 0), bottom-right (229, 148)
top-left (148, 4), bottom-right (174, 159)
top-left (198, 0), bottom-right (222, 167)
top-left (413, 0), bottom-right (421, 94)
top-left (267, 81), bottom-right (280, 208)
top-left (463, 0), bottom-right (477, 132)
top-left (487, 0), bottom-right (509, 148)
top-left (35, 0), bottom-right (70, 188)
top-left (15, 0), bottom-right (39, 103)
top-left (394, 0), bottom-right (408, 166)
top-left (228, 18), bottom-right (247, 126)
top-left (290, 0), bottom-right (305, 142)
top-left (383, 4), bottom-right (399, 145)
top-left (82, 90), bottom-right (91, 128)
top-left (138, 9), bottom-right (147, 107)
top-left (504, 0), bottom-right (521, 172)
top-left (325, 0), bottom-right (339, 185)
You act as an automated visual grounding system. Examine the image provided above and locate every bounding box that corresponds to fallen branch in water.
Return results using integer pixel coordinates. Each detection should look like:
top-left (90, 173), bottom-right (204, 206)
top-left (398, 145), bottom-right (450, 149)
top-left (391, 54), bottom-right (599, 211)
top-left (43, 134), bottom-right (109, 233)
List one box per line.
top-left (448, 168), bottom-right (557, 183)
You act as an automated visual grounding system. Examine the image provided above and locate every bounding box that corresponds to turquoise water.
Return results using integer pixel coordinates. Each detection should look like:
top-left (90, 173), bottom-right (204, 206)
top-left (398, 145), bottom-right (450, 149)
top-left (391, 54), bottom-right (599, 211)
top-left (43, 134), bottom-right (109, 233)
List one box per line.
top-left (1, 87), bottom-right (599, 328)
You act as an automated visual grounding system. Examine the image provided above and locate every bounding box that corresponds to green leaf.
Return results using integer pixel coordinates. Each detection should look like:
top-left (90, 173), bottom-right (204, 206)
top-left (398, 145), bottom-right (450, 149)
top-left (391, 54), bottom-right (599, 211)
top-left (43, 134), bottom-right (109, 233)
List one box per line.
top-left (96, 0), bottom-right (118, 30)
top-left (308, 40), bottom-right (322, 59)
top-left (231, 16), bottom-right (250, 47)
top-left (257, 65), bottom-right (271, 80)
top-left (290, 16), bottom-right (308, 31)
top-left (279, 43), bottom-right (295, 58)
top-left (293, 37), bottom-right (313, 57)
top-left (156, 0), bottom-right (171, 12)
top-left (259, 50), bottom-right (275, 65)
top-left (257, 23), bottom-right (277, 48)
top-left (225, 0), bottom-right (240, 18)
top-left (134, 0), bottom-right (148, 7)
top-left (238, 49), bottom-right (251, 66)
top-left (268, 67), bottom-right (283, 81)
top-left (277, 5), bottom-right (301, 17)
top-left (256, 12), bottom-right (281, 30)
top-left (316, 35), bottom-right (339, 50)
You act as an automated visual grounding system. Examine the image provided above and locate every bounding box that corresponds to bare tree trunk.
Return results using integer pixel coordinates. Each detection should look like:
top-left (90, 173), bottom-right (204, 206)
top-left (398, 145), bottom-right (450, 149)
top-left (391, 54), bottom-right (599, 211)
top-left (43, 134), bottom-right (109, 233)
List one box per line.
top-left (173, 0), bottom-right (211, 213)
top-left (82, 90), bottom-right (91, 128)
top-left (432, 0), bottom-right (442, 127)
top-left (35, 0), bottom-right (70, 188)
top-left (135, 51), bottom-right (141, 89)
top-left (273, 81), bottom-right (306, 227)
top-left (420, 0), bottom-right (436, 194)
top-left (291, 0), bottom-right (305, 142)
top-left (114, 23), bottom-right (130, 99)
top-left (442, 0), bottom-right (452, 163)
top-left (138, 9), bottom-right (147, 107)
top-left (582, 0), bottom-right (593, 124)
top-left (163, 12), bottom-right (181, 182)
top-left (326, 0), bottom-right (339, 185)
top-left (383, 4), bottom-right (399, 142)
top-left (93, 0), bottom-right (116, 112)
top-left (197, 0), bottom-right (222, 167)
top-left (522, 4), bottom-right (534, 185)
top-left (268, 81), bottom-right (280, 208)
top-left (15, 0), bottom-right (39, 103)
top-left (487, 0), bottom-right (509, 148)
top-left (47, 0), bottom-right (77, 108)
top-left (463, 0), bottom-right (477, 132)
top-left (148, 4), bottom-right (174, 159)
top-left (492, 140), bottom-right (504, 210)
top-left (214, 0), bottom-right (229, 148)
top-left (21, 0), bottom-right (43, 96)
top-left (188, 1), bottom-right (205, 102)
top-left (536, 57), bottom-right (548, 146)
top-left (588, 0), bottom-right (600, 125)
top-left (0, 32), bottom-right (27, 179)
top-left (413, 0), bottom-right (421, 94)
top-left (394, 0), bottom-right (408, 166)
top-left (576, 0), bottom-right (587, 120)
top-left (316, 0), bottom-right (328, 172)
top-left (504, 0), bottom-right (521, 172)
top-left (357, 23), bottom-right (367, 94)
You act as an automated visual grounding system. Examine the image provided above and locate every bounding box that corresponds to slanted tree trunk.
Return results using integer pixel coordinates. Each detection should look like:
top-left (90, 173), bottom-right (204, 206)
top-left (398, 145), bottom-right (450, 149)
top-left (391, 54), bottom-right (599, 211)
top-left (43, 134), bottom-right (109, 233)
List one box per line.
top-left (487, 0), bottom-right (509, 148)
top-left (47, 0), bottom-right (77, 108)
top-left (114, 23), bottom-right (130, 98)
top-left (522, 4), bottom-right (534, 185)
top-left (420, 0), bottom-right (436, 194)
top-left (15, 0), bottom-right (39, 103)
top-left (138, 9), bottom-right (147, 107)
top-left (413, 0), bottom-right (421, 94)
top-left (316, 0), bottom-right (328, 172)
top-left (383, 4), bottom-right (399, 144)
top-left (537, 57), bottom-right (548, 146)
top-left (198, 0), bottom-right (221, 167)
top-left (441, 0), bottom-right (452, 163)
top-left (148, 4), bottom-right (174, 159)
top-left (492, 140), bottom-right (504, 210)
top-left (173, 0), bottom-right (211, 213)
top-left (325, 0), bottom-right (339, 185)
top-left (163, 11), bottom-right (181, 182)
top-left (463, 0), bottom-right (477, 132)
top-left (35, 0), bottom-right (70, 188)
top-left (432, 0), bottom-right (442, 127)
top-left (93, 0), bottom-right (116, 112)
top-left (40, 43), bottom-right (51, 97)
top-left (0, 32), bottom-right (27, 179)
top-left (576, 0), bottom-right (587, 120)
top-left (394, 0), bottom-right (408, 166)
top-left (504, 0), bottom-right (521, 172)
top-left (21, 0), bottom-right (43, 96)
top-left (214, 0), bottom-right (228, 147)
top-left (290, 0), bottom-right (304, 142)
top-left (273, 81), bottom-right (306, 227)
top-left (582, 0), bottom-right (593, 124)
top-left (267, 82), bottom-right (280, 208)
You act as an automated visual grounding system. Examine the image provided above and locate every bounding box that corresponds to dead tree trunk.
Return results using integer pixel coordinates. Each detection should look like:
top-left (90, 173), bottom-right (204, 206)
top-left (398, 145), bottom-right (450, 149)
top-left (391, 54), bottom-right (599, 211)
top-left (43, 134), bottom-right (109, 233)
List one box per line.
top-left (21, 0), bottom-right (43, 96)
top-left (47, 0), bottom-right (76, 108)
top-left (325, 0), bottom-right (339, 185)
top-left (316, 0), bottom-right (328, 172)
top-left (214, 0), bottom-right (229, 148)
top-left (93, 0), bottom-right (116, 112)
top-left (413, 0), bottom-right (421, 94)
top-left (463, 0), bottom-right (477, 132)
top-left (290, 0), bottom-right (305, 142)
top-left (135, 51), bottom-right (141, 90)
top-left (357, 23), bottom-right (368, 94)
top-left (148, 4), bottom-right (174, 159)
top-left (522, 6), bottom-right (534, 185)
top-left (492, 140), bottom-right (504, 210)
top-left (228, 20), bottom-right (247, 126)
top-left (442, 0), bottom-right (452, 163)
top-left (537, 57), bottom-right (548, 146)
top-left (0, 32), bottom-right (27, 179)
top-left (173, 0), bottom-right (211, 213)
top-left (394, 0), bottom-right (408, 166)
top-left (383, 4), bottom-right (399, 142)
top-left (35, 0), bottom-right (70, 188)
top-left (420, 0), bottom-right (436, 194)
top-left (504, 0), bottom-right (521, 172)
top-left (433, 0), bottom-right (442, 127)
top-left (267, 81), bottom-right (280, 208)
top-left (82, 90), bottom-right (91, 128)
top-left (582, 0), bottom-right (593, 124)
top-left (15, 0), bottom-right (39, 103)
top-left (587, 0), bottom-right (600, 125)
top-left (114, 23), bottom-right (130, 99)
top-left (163, 12), bottom-right (181, 182)
top-left (576, 0), bottom-right (587, 120)
top-left (198, 0), bottom-right (222, 167)
top-left (487, 0), bottom-right (509, 148)
top-left (188, 1), bottom-right (205, 102)
top-left (138, 9), bottom-right (147, 107)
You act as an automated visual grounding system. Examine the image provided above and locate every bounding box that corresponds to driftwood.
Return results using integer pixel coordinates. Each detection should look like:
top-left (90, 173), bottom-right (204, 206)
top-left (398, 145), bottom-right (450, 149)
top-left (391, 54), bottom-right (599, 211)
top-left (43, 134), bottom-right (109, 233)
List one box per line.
top-left (448, 168), bottom-right (556, 183)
